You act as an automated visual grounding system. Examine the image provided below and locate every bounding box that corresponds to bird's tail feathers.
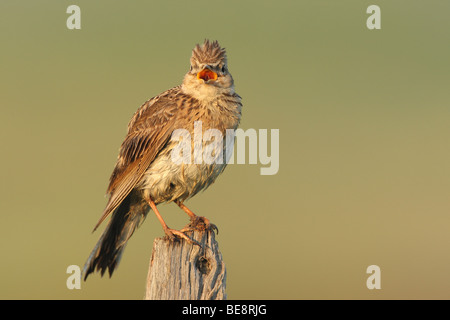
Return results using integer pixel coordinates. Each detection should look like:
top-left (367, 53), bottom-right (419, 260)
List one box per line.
top-left (83, 191), bottom-right (148, 280)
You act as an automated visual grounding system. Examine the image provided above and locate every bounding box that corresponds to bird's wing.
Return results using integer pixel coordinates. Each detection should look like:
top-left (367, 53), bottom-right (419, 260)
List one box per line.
top-left (93, 87), bottom-right (181, 231)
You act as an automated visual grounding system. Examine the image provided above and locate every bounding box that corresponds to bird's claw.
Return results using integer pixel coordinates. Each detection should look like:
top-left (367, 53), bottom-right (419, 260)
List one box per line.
top-left (163, 227), bottom-right (201, 246)
top-left (189, 216), bottom-right (219, 234)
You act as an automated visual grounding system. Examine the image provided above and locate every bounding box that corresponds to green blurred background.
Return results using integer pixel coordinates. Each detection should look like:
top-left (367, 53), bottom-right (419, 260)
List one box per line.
top-left (1, 0), bottom-right (449, 299)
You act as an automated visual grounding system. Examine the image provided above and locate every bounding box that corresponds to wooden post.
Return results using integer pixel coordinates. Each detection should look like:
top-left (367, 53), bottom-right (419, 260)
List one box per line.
top-left (144, 228), bottom-right (226, 300)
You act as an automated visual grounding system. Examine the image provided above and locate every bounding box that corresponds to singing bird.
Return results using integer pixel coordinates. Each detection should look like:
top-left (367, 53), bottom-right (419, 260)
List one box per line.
top-left (83, 40), bottom-right (242, 280)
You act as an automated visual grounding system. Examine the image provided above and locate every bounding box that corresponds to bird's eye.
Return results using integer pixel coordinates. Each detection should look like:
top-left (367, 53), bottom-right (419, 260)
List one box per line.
top-left (221, 66), bottom-right (226, 73)
top-left (190, 66), bottom-right (193, 72)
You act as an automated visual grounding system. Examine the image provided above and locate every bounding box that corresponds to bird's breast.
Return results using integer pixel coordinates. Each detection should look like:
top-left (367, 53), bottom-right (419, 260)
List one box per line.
top-left (138, 94), bottom-right (241, 204)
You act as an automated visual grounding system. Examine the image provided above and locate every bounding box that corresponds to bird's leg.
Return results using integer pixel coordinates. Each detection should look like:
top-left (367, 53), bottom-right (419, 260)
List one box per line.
top-left (174, 200), bottom-right (218, 234)
top-left (145, 196), bottom-right (200, 246)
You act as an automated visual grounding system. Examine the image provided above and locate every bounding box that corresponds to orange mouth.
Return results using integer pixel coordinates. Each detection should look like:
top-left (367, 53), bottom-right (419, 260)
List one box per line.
top-left (197, 68), bottom-right (218, 82)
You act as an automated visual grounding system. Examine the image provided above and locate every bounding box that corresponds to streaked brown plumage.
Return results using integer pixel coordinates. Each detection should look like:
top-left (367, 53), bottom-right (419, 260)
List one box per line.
top-left (83, 40), bottom-right (242, 280)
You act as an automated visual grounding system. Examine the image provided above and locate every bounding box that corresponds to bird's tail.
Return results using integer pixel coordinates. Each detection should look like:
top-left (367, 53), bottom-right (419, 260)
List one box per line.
top-left (83, 191), bottom-right (148, 280)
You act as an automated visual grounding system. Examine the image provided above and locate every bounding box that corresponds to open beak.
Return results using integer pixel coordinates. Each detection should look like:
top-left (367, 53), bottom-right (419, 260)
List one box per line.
top-left (197, 68), bottom-right (218, 82)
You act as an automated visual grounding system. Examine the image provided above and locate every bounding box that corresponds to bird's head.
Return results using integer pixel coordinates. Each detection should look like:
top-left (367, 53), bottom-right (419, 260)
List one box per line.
top-left (182, 40), bottom-right (234, 99)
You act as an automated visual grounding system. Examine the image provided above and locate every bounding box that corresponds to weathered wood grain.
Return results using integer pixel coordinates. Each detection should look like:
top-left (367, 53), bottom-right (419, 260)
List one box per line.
top-left (144, 228), bottom-right (226, 300)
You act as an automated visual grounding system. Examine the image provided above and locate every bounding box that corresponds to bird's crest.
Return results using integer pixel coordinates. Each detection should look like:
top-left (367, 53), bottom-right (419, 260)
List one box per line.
top-left (190, 39), bottom-right (227, 67)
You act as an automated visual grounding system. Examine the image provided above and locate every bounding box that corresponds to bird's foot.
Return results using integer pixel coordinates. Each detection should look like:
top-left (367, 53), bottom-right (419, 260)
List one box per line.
top-left (174, 201), bottom-right (218, 234)
top-left (185, 216), bottom-right (219, 234)
top-left (163, 226), bottom-right (201, 246)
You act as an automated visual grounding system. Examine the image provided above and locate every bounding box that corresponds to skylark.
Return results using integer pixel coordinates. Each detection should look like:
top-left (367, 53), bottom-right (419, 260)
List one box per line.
top-left (83, 40), bottom-right (242, 280)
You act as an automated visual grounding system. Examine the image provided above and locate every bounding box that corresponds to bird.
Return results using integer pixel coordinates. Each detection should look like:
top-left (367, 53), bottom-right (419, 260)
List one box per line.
top-left (83, 40), bottom-right (242, 280)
